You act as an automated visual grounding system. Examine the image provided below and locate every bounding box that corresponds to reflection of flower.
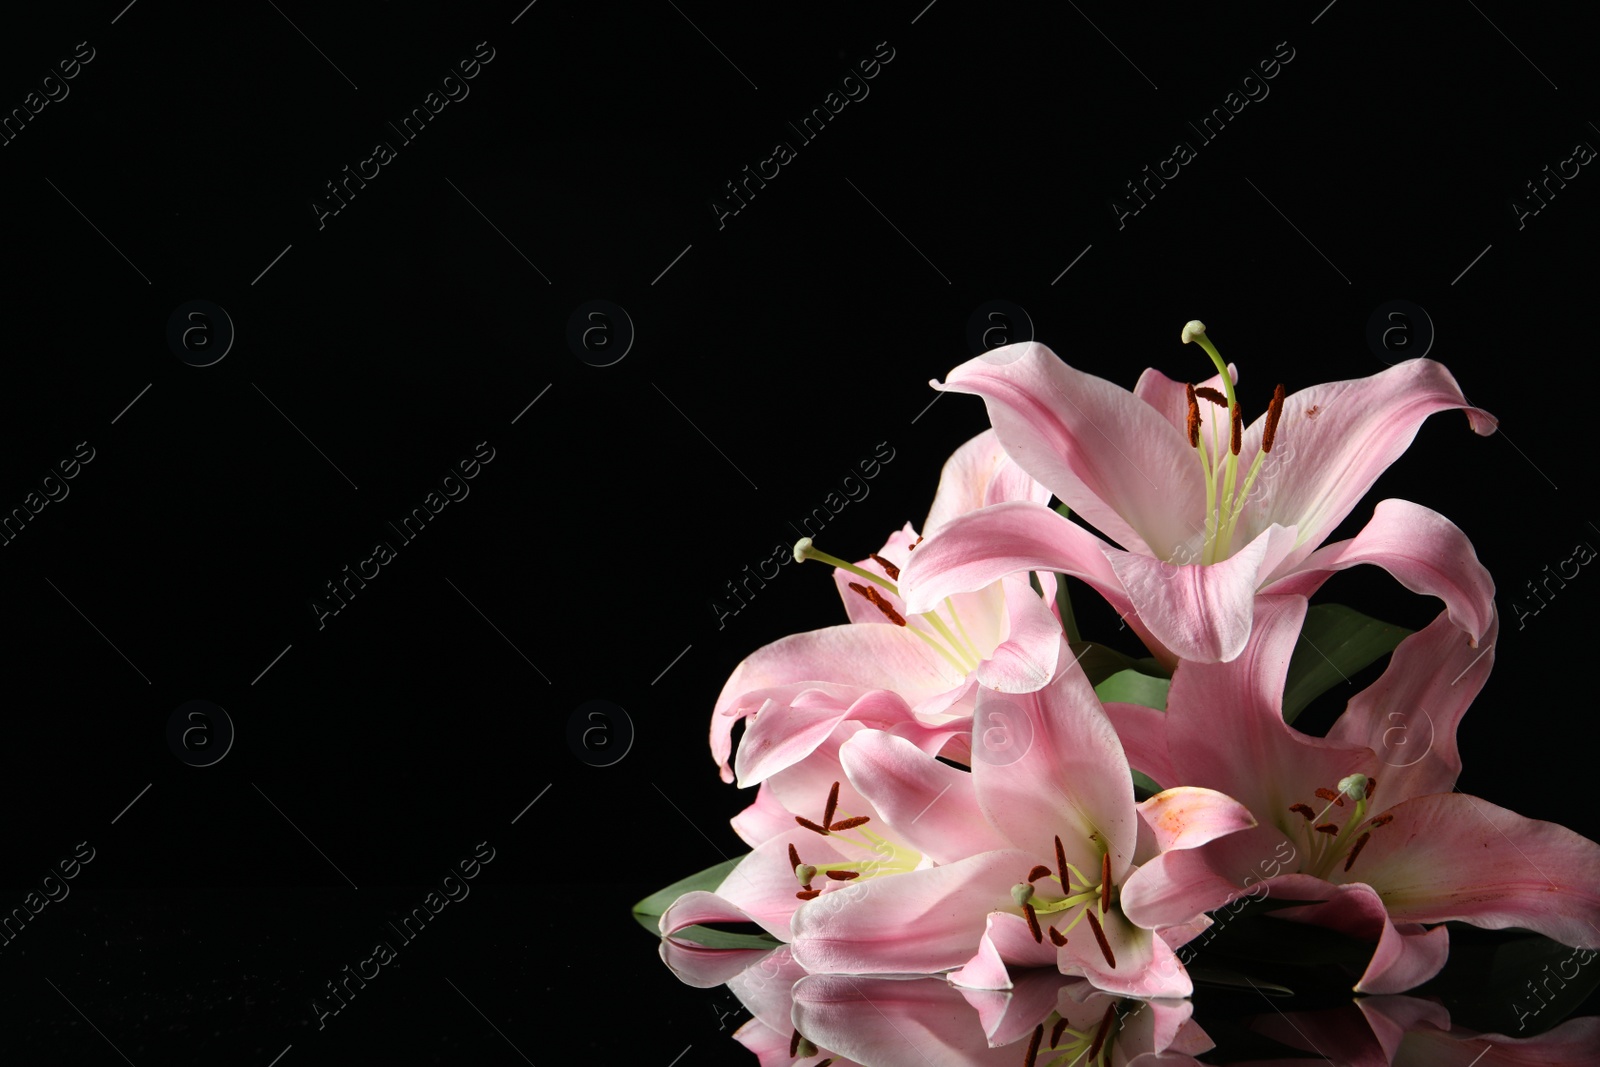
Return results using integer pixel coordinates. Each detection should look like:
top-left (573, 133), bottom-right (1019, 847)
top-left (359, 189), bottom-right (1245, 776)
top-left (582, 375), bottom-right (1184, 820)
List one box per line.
top-left (792, 969), bottom-right (1212, 1067)
top-left (899, 331), bottom-right (1497, 663)
top-left (1120, 595), bottom-right (1600, 993)
top-left (787, 649), bottom-right (1255, 998)
top-left (684, 942), bottom-right (1215, 1067)
top-left (1237, 993), bottom-right (1600, 1066)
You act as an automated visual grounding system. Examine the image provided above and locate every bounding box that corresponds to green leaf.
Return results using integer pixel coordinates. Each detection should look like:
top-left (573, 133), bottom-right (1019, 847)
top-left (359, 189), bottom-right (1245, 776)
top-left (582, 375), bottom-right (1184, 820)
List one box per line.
top-left (632, 855), bottom-right (745, 935)
top-left (1131, 769), bottom-right (1163, 799)
top-left (1281, 605), bottom-right (1411, 725)
top-left (659, 924), bottom-right (785, 951)
top-left (1095, 668), bottom-right (1169, 711)
top-left (1186, 966), bottom-right (1295, 997)
top-left (1069, 640), bottom-right (1168, 688)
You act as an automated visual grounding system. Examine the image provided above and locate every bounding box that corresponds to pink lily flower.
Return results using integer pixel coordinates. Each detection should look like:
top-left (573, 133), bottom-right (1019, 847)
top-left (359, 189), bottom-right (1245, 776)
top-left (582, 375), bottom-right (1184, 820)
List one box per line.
top-left (1117, 595), bottom-right (1600, 994)
top-left (711, 429), bottom-right (1062, 786)
top-left (786, 643), bottom-right (1257, 998)
top-left (664, 702), bottom-right (946, 945)
top-left (1239, 994), bottom-right (1600, 1066)
top-left (898, 327), bottom-right (1497, 663)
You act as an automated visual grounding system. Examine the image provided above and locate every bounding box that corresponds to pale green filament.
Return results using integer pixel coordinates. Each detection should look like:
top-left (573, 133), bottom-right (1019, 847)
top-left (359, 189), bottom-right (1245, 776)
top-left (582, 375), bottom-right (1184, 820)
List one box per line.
top-left (795, 541), bottom-right (897, 591)
top-left (1294, 782), bottom-right (1374, 881)
top-left (1041, 1014), bottom-right (1117, 1067)
top-left (946, 597), bottom-right (983, 663)
top-left (795, 539), bottom-right (986, 675)
top-left (823, 822), bottom-right (921, 883)
top-left (1181, 327), bottom-right (1272, 565)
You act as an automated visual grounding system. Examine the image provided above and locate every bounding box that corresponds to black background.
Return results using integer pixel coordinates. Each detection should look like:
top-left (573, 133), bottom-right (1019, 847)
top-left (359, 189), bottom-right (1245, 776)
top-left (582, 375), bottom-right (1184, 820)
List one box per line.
top-left (0, 1), bottom-right (1595, 1062)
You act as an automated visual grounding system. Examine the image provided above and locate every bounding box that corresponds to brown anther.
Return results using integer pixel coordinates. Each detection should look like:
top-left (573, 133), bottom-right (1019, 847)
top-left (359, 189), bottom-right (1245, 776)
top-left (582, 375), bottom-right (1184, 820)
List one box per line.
top-left (847, 582), bottom-right (908, 627)
top-left (796, 816), bottom-right (831, 836)
top-left (829, 816), bottom-right (870, 831)
top-left (1194, 386), bottom-right (1227, 407)
top-left (1314, 787), bottom-right (1346, 807)
top-left (1050, 1015), bottom-right (1069, 1048)
top-left (1055, 835), bottom-right (1069, 887)
top-left (795, 888), bottom-right (822, 900)
top-left (790, 1029), bottom-right (803, 1057)
top-left (824, 781), bottom-right (840, 828)
top-left (1368, 813), bottom-right (1394, 828)
top-left (817, 1060), bottom-right (834, 1067)
top-left (1023, 1023), bottom-right (1044, 1067)
top-left (1315, 823), bottom-right (1340, 835)
top-left (1088, 1004), bottom-right (1116, 1060)
top-left (1289, 803), bottom-right (1316, 821)
top-left (1100, 852), bottom-right (1112, 913)
top-left (1084, 908), bottom-right (1117, 969)
top-left (824, 869), bottom-right (860, 881)
top-left (1023, 902), bottom-right (1044, 943)
top-left (1027, 864), bottom-right (1053, 882)
top-left (1344, 832), bottom-right (1372, 872)
top-left (789, 843), bottom-right (802, 868)
top-left (1048, 926), bottom-right (1068, 947)
top-left (1366, 777), bottom-right (1378, 800)
top-left (869, 553), bottom-right (901, 580)
top-left (1261, 383), bottom-right (1286, 454)
top-left (909, 535), bottom-right (924, 551)
top-left (1229, 402), bottom-right (1243, 456)
top-left (1185, 383), bottom-right (1201, 448)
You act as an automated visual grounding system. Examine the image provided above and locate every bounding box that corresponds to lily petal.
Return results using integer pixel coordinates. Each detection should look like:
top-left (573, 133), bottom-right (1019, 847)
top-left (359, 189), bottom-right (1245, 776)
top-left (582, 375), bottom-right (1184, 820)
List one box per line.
top-left (1060, 906), bottom-right (1193, 998)
top-left (971, 642), bottom-right (1138, 880)
top-left (923, 428), bottom-right (1053, 534)
top-left (947, 911), bottom-right (1057, 991)
top-left (972, 572), bottom-right (1064, 694)
top-left (937, 341), bottom-right (1205, 556)
top-left (1266, 498), bottom-right (1496, 648)
top-left (1339, 792), bottom-right (1600, 951)
top-left (1266, 880), bottom-right (1453, 994)
top-left (788, 849), bottom-right (1034, 975)
top-left (712, 629), bottom-right (957, 782)
top-left (1107, 524), bottom-right (1297, 663)
top-left (1138, 786), bottom-right (1258, 853)
top-left (1326, 605), bottom-right (1498, 804)
top-left (731, 782), bottom-right (802, 848)
top-left (735, 687), bottom-right (917, 788)
top-left (838, 730), bottom-right (1007, 864)
top-left (1229, 357), bottom-right (1495, 559)
top-left (1103, 701), bottom-right (1176, 789)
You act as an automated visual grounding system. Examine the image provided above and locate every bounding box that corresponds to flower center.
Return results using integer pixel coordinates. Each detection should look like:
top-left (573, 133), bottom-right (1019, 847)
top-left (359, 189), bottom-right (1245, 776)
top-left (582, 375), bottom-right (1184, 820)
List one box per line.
top-left (1024, 1001), bottom-right (1119, 1067)
top-left (794, 537), bottom-right (987, 675)
top-left (1009, 837), bottom-right (1118, 966)
top-left (790, 781), bottom-right (920, 900)
top-left (1179, 320), bottom-right (1287, 565)
top-left (1284, 772), bottom-right (1393, 879)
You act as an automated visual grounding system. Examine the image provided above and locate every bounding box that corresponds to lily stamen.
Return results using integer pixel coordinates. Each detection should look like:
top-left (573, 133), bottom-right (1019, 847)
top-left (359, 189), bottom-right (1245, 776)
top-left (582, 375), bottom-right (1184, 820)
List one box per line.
top-left (847, 582), bottom-right (907, 626)
top-left (1084, 908), bottom-right (1117, 968)
top-left (1023, 901), bottom-right (1044, 943)
top-left (1178, 322), bottom-right (1292, 563)
top-left (1088, 1005), bottom-right (1117, 1060)
top-left (803, 537), bottom-right (982, 674)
